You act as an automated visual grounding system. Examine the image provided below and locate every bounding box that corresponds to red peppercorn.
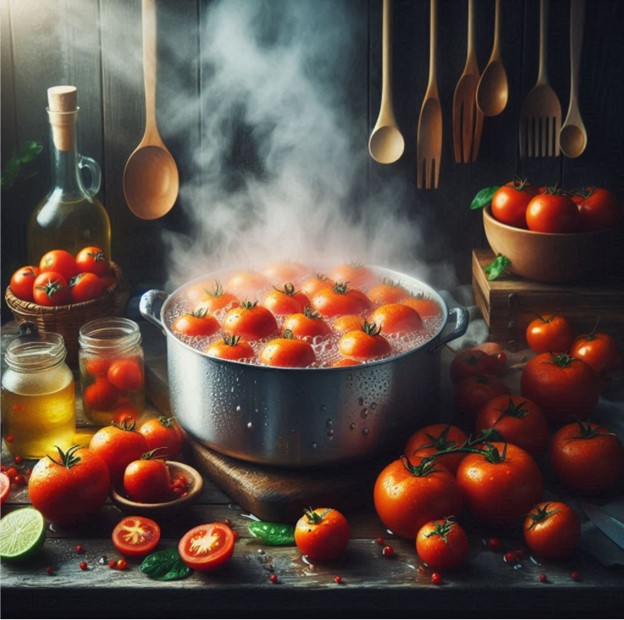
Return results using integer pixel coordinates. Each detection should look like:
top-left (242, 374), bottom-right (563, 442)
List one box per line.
top-left (12, 473), bottom-right (25, 486)
top-left (13, 455), bottom-right (23, 465)
top-left (570, 570), bottom-right (581, 582)
top-left (269, 574), bottom-right (278, 584)
top-left (431, 572), bottom-right (443, 585)
top-left (382, 545), bottom-right (394, 557)
top-left (6, 435), bottom-right (13, 443)
top-left (334, 575), bottom-right (343, 584)
top-left (376, 536), bottom-right (385, 545)
top-left (109, 560), bottom-right (116, 569)
top-left (504, 551), bottom-right (517, 563)
top-left (79, 561), bottom-right (88, 571)
top-left (46, 566), bottom-right (54, 576)
top-left (116, 559), bottom-right (127, 571)
top-left (75, 544), bottom-right (85, 554)
top-left (539, 573), bottom-right (548, 583)
top-left (486, 537), bottom-right (501, 551)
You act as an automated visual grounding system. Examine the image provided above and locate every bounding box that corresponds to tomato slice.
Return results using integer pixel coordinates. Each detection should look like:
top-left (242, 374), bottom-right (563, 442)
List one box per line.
top-left (0, 472), bottom-right (10, 504)
top-left (178, 522), bottom-right (235, 571)
top-left (112, 516), bottom-right (161, 557)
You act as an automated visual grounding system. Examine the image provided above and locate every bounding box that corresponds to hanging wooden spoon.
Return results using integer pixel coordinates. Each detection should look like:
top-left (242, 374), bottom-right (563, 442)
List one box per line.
top-left (123, 0), bottom-right (179, 220)
top-left (368, 0), bottom-right (405, 164)
top-left (476, 0), bottom-right (509, 117)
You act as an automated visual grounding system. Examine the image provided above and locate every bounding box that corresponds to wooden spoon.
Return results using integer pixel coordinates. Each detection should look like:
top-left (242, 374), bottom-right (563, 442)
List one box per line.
top-left (476, 0), bottom-right (508, 117)
top-left (560, 0), bottom-right (587, 158)
top-left (368, 0), bottom-right (404, 164)
top-left (123, 0), bottom-right (179, 220)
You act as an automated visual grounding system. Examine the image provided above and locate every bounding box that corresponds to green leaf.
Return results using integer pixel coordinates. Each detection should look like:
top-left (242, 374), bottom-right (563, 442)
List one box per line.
top-left (484, 255), bottom-right (511, 281)
top-left (140, 549), bottom-right (192, 581)
top-left (470, 186), bottom-right (499, 210)
top-left (1, 141), bottom-right (43, 190)
top-left (19, 141), bottom-right (43, 164)
top-left (248, 521), bottom-right (295, 546)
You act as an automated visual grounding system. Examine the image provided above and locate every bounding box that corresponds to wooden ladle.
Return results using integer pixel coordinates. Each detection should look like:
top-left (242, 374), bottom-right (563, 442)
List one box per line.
top-left (123, 0), bottom-right (179, 220)
top-left (560, 0), bottom-right (587, 158)
top-left (476, 0), bottom-right (509, 117)
top-left (368, 0), bottom-right (405, 164)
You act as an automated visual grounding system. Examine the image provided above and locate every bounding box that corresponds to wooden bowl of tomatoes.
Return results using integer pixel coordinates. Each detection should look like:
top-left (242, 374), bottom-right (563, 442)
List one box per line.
top-left (110, 460), bottom-right (203, 520)
top-left (483, 196), bottom-right (624, 283)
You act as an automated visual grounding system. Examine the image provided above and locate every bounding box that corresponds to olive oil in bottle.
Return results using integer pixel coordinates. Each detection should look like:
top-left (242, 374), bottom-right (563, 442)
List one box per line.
top-left (27, 85), bottom-right (111, 263)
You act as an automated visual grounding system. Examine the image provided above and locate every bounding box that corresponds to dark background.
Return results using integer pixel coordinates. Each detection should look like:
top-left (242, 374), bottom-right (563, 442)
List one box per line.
top-left (2, 0), bottom-right (623, 324)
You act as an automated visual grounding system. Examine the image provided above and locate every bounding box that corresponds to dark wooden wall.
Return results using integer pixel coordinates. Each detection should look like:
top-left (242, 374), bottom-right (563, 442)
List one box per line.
top-left (2, 0), bottom-right (623, 324)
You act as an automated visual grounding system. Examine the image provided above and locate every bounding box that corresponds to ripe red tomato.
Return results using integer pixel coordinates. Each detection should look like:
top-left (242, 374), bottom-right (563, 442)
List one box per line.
top-left (373, 457), bottom-right (463, 540)
top-left (192, 281), bottom-right (239, 313)
top-left (32, 271), bottom-right (70, 306)
top-left (69, 272), bottom-right (104, 303)
top-left (205, 335), bottom-right (255, 361)
top-left (294, 507), bottom-right (350, 562)
top-left (301, 273), bottom-right (334, 298)
top-left (526, 190), bottom-right (581, 233)
top-left (525, 314), bottom-right (574, 354)
top-left (28, 445), bottom-right (111, 527)
top-left (523, 501), bottom-right (581, 560)
top-left (9, 265), bottom-right (40, 301)
top-left (178, 522), bottom-right (236, 571)
top-left (83, 375), bottom-right (120, 411)
top-left (491, 179), bottom-right (537, 229)
top-left (259, 332), bottom-right (317, 367)
top-left (368, 280), bottom-right (410, 305)
top-left (548, 420), bottom-right (624, 496)
top-left (338, 321), bottom-right (392, 361)
top-left (172, 309), bottom-right (220, 337)
top-left (403, 423), bottom-right (469, 474)
top-left (262, 283), bottom-right (309, 315)
top-left (75, 246), bottom-right (110, 277)
top-left (332, 314), bottom-right (364, 334)
top-left (474, 394), bottom-right (549, 457)
top-left (456, 442), bottom-right (543, 526)
top-left (0, 472), bottom-right (11, 504)
top-left (107, 358), bottom-right (144, 392)
top-left (282, 308), bottom-right (332, 340)
top-left (520, 352), bottom-right (600, 422)
top-left (570, 330), bottom-right (622, 376)
top-left (368, 303), bottom-right (423, 334)
top-left (89, 421), bottom-right (149, 485)
top-left (449, 348), bottom-right (506, 384)
top-left (112, 516), bottom-right (161, 557)
top-left (225, 270), bottom-right (271, 299)
top-left (123, 455), bottom-right (172, 503)
top-left (311, 282), bottom-right (371, 317)
top-left (262, 261), bottom-right (309, 285)
top-left (222, 301), bottom-right (278, 341)
top-left (454, 374), bottom-right (510, 419)
top-left (329, 263), bottom-right (376, 289)
top-left (416, 517), bottom-right (469, 571)
top-left (139, 416), bottom-right (185, 460)
top-left (399, 295), bottom-right (442, 320)
top-left (39, 249), bottom-right (78, 280)
top-left (576, 187), bottom-right (624, 231)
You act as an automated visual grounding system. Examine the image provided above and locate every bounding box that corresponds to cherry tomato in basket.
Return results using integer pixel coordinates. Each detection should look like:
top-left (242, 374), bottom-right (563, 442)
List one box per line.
top-left (259, 331), bottom-right (316, 368)
top-left (338, 321), bottom-right (391, 361)
top-left (456, 441), bottom-right (543, 526)
top-left (368, 303), bottom-right (423, 334)
top-left (172, 309), bottom-right (220, 338)
top-left (416, 517), bottom-right (470, 571)
top-left (123, 452), bottom-right (172, 503)
top-left (403, 423), bottom-right (469, 474)
top-left (520, 352), bottom-right (600, 422)
top-left (262, 283), bottom-right (309, 315)
top-left (329, 263), bottom-right (376, 289)
top-left (178, 522), bottom-right (236, 571)
top-left (0, 472), bottom-right (11, 504)
top-left (367, 280), bottom-right (410, 305)
top-left (192, 281), bottom-right (239, 313)
top-left (69, 272), bottom-right (104, 303)
top-left (454, 374), bottom-right (510, 419)
top-left (222, 301), bottom-right (278, 341)
top-left (294, 507), bottom-right (350, 562)
top-left (523, 501), bottom-right (581, 560)
top-left (548, 420), bottom-right (624, 496)
top-left (311, 282), bottom-right (371, 317)
top-left (205, 334), bottom-right (255, 361)
top-left (32, 271), bottom-right (70, 306)
top-left (75, 246), bottom-right (110, 277)
top-left (9, 265), bottom-right (40, 302)
top-left (373, 457), bottom-right (463, 540)
top-left (525, 314), bottom-right (574, 354)
top-left (399, 294), bottom-right (443, 320)
top-left (282, 307), bottom-right (332, 339)
top-left (112, 516), bottom-right (161, 557)
top-left (107, 358), bottom-right (144, 392)
top-left (525, 189), bottom-right (581, 233)
top-left (576, 187), bottom-right (624, 231)
top-left (449, 348), bottom-right (506, 384)
top-left (490, 179), bottom-right (537, 229)
top-left (39, 249), bottom-right (78, 280)
top-left (139, 416), bottom-right (185, 461)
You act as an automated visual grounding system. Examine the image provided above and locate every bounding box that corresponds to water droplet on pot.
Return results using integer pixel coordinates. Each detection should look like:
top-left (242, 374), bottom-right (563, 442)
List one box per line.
top-left (362, 427), bottom-right (369, 436)
top-left (349, 422), bottom-right (356, 430)
top-left (357, 397), bottom-right (364, 406)
top-left (247, 422), bottom-right (253, 430)
top-left (326, 418), bottom-right (333, 427)
top-left (311, 442), bottom-right (318, 449)
top-left (360, 408), bottom-right (369, 419)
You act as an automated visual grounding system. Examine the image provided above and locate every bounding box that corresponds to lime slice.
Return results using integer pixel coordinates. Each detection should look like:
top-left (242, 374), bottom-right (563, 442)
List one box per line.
top-left (0, 507), bottom-right (46, 561)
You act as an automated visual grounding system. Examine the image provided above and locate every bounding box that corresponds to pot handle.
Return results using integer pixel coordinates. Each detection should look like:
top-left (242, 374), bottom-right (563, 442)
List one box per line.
top-left (139, 289), bottom-right (169, 334)
top-left (429, 305), bottom-right (469, 353)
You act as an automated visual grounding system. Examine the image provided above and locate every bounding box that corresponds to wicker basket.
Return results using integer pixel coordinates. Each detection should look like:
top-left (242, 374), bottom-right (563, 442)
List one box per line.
top-left (4, 262), bottom-right (128, 366)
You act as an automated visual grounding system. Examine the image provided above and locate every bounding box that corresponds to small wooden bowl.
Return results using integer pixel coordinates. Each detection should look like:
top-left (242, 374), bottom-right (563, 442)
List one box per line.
top-left (483, 206), bottom-right (624, 283)
top-left (110, 461), bottom-right (203, 520)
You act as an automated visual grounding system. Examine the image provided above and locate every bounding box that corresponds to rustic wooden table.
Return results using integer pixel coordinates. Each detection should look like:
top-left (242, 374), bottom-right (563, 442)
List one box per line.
top-left (2, 320), bottom-right (624, 619)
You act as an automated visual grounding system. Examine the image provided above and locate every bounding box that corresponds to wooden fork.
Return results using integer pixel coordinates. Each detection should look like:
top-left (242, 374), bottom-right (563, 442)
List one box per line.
top-left (518, 0), bottom-right (562, 157)
top-left (416, 0), bottom-right (442, 188)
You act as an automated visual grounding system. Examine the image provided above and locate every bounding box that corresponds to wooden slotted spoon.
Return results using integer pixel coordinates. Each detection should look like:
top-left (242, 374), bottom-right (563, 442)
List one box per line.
top-left (452, 0), bottom-right (483, 163)
top-left (518, 0), bottom-right (562, 158)
top-left (416, 0), bottom-right (442, 189)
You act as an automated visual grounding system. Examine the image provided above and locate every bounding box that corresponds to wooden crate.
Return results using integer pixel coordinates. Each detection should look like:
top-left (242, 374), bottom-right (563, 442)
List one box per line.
top-left (472, 248), bottom-right (624, 350)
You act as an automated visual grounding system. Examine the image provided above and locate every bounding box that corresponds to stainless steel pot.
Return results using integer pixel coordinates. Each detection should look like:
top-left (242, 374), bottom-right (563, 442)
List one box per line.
top-left (140, 266), bottom-right (468, 468)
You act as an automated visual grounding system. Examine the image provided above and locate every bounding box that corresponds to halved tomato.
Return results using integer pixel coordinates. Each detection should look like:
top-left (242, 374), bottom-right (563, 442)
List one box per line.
top-left (0, 472), bottom-right (10, 504)
top-left (178, 522), bottom-right (235, 571)
top-left (112, 516), bottom-right (161, 557)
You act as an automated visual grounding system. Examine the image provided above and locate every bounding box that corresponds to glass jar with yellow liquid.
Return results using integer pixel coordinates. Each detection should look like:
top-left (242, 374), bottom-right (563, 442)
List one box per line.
top-left (1, 330), bottom-right (76, 458)
top-left (27, 85), bottom-right (111, 263)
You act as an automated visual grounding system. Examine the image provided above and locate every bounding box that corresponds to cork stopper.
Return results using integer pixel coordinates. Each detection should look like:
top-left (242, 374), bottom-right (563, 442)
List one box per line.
top-left (47, 85), bottom-right (78, 152)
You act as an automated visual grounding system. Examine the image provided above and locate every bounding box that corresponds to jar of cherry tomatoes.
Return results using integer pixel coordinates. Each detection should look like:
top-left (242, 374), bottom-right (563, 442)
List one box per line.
top-left (1, 328), bottom-right (76, 458)
top-left (78, 317), bottom-right (145, 426)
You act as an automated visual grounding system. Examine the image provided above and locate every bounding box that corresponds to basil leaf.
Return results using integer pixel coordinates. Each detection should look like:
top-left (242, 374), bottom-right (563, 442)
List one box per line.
top-left (470, 186), bottom-right (499, 210)
top-left (248, 521), bottom-right (295, 546)
top-left (140, 549), bottom-right (192, 581)
top-left (485, 255), bottom-right (511, 281)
